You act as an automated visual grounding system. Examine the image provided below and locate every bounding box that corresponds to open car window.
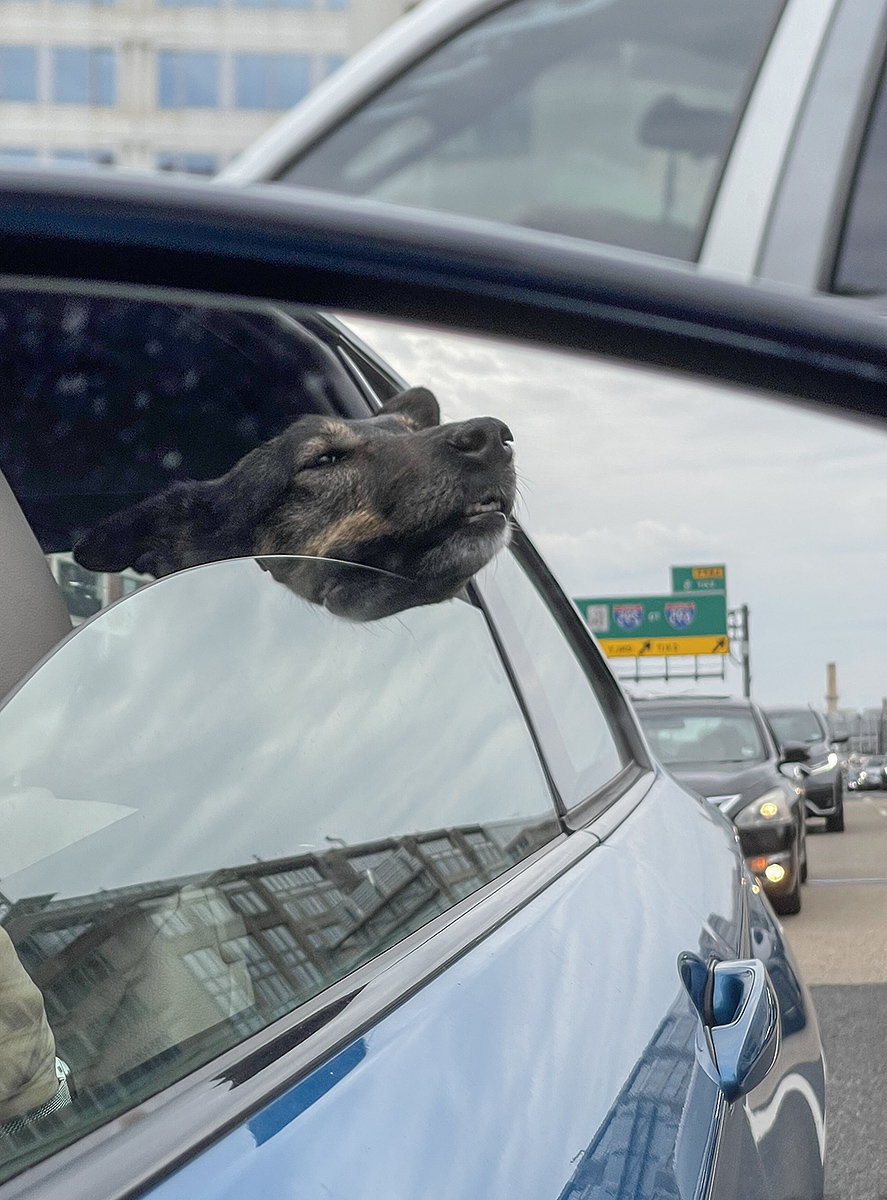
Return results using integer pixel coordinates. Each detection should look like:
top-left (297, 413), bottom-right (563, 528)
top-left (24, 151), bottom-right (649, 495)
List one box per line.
top-left (279, 0), bottom-right (784, 261)
top-left (0, 556), bottom-right (558, 1178)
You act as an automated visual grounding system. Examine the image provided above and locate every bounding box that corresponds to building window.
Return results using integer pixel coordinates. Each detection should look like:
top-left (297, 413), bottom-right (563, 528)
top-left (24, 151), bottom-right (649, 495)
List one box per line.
top-left (158, 51), bottom-right (219, 109)
top-left (0, 147), bottom-right (37, 161)
top-left (0, 46), bottom-right (37, 102)
top-left (156, 151), bottom-right (218, 175)
top-left (53, 47), bottom-right (116, 105)
top-left (159, 0), bottom-right (219, 8)
top-left (235, 0), bottom-right (310, 7)
top-left (53, 148), bottom-right (115, 167)
top-left (325, 0), bottom-right (348, 9)
top-left (235, 53), bottom-right (310, 110)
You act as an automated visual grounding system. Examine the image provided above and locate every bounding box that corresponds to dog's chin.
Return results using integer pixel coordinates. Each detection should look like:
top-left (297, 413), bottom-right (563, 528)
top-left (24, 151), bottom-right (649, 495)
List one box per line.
top-left (412, 510), bottom-right (512, 586)
top-left (258, 513), bottom-right (512, 621)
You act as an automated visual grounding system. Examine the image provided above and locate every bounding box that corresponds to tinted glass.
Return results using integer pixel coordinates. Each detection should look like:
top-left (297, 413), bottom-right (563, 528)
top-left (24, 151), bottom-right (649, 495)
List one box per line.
top-left (832, 57), bottom-right (887, 295)
top-left (478, 548), bottom-right (624, 806)
top-left (637, 708), bottom-right (766, 765)
top-left (0, 292), bottom-right (356, 554)
top-left (0, 557), bottom-right (557, 1177)
top-left (766, 709), bottom-right (823, 744)
top-left (281, 0), bottom-right (782, 260)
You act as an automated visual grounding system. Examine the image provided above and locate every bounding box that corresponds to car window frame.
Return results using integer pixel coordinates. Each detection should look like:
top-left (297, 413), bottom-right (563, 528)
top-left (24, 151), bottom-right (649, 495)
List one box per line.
top-left (754, 0), bottom-right (887, 291)
top-left (475, 527), bottom-right (653, 829)
top-left (828, 29), bottom-right (887, 296)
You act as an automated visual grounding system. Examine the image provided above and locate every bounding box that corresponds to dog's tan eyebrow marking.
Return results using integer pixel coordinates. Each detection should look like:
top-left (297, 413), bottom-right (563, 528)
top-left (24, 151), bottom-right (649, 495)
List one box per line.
top-left (297, 427), bottom-right (363, 466)
top-left (300, 508), bottom-right (393, 558)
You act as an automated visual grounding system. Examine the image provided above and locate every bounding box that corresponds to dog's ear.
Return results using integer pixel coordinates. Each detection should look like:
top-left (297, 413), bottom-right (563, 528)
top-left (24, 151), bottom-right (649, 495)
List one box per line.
top-left (379, 387), bottom-right (440, 429)
top-left (74, 428), bottom-right (299, 577)
top-left (73, 483), bottom-right (198, 577)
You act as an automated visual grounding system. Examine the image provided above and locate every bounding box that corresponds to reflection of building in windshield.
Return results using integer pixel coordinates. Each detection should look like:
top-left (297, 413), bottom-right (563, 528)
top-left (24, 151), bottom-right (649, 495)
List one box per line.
top-left (0, 815), bottom-right (555, 1123)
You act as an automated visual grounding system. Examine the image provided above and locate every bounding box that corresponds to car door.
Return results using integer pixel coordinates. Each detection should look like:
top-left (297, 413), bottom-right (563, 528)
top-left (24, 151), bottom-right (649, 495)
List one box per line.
top-left (473, 534), bottom-right (826, 1200)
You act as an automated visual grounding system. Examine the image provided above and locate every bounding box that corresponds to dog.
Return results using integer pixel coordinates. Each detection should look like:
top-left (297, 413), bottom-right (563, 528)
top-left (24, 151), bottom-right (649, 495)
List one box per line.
top-left (73, 387), bottom-right (516, 619)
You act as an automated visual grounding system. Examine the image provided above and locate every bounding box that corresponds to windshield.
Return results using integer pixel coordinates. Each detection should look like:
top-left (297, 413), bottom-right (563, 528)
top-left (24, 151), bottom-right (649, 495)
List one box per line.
top-left (637, 708), bottom-right (766, 766)
top-left (766, 709), bottom-right (823, 745)
top-left (281, 0), bottom-right (783, 261)
top-left (0, 557), bottom-right (557, 1178)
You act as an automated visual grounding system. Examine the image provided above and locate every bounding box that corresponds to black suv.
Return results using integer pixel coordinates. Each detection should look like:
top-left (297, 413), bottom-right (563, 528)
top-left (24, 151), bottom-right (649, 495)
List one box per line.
top-left (764, 707), bottom-right (848, 832)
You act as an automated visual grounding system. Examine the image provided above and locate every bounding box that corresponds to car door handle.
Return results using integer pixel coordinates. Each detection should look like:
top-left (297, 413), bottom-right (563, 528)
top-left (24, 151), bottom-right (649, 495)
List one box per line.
top-left (678, 953), bottom-right (779, 1102)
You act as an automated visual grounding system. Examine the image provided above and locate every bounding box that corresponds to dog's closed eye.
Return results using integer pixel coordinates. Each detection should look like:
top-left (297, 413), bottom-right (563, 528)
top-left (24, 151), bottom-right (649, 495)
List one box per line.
top-left (303, 448), bottom-right (349, 469)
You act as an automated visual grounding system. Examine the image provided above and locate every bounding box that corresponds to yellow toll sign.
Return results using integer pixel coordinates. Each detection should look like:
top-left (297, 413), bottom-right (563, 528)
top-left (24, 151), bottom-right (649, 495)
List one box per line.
top-left (598, 635), bottom-right (730, 658)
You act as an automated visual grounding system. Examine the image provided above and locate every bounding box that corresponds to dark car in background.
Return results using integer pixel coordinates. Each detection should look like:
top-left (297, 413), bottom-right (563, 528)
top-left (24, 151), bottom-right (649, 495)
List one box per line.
top-left (634, 697), bottom-right (807, 915)
top-left (848, 755), bottom-right (887, 790)
top-left (764, 706), bottom-right (848, 832)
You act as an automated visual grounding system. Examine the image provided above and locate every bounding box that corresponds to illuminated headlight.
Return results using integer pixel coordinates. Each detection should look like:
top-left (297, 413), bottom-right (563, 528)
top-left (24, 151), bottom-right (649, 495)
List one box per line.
top-left (808, 752), bottom-right (839, 776)
top-left (734, 787), bottom-right (793, 828)
top-left (764, 863), bottom-right (786, 884)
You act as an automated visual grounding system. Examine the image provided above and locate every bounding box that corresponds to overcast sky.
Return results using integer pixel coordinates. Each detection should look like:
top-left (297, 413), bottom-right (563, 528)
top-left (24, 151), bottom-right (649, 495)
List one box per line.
top-left (345, 316), bottom-right (887, 713)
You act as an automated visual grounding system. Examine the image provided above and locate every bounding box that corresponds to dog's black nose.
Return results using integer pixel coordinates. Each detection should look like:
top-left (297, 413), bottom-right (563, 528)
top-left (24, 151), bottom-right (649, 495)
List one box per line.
top-left (446, 418), bottom-right (514, 464)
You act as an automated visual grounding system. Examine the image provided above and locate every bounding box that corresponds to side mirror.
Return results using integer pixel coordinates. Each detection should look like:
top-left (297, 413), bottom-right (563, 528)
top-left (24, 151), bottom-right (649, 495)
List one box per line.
top-left (779, 741), bottom-right (810, 764)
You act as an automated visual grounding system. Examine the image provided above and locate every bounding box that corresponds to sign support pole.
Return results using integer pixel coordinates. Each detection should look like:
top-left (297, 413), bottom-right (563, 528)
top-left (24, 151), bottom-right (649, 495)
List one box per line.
top-left (740, 604), bottom-right (751, 698)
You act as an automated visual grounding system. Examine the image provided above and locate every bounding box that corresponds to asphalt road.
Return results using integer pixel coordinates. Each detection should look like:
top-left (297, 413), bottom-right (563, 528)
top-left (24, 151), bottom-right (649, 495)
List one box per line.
top-left (781, 792), bottom-right (887, 1200)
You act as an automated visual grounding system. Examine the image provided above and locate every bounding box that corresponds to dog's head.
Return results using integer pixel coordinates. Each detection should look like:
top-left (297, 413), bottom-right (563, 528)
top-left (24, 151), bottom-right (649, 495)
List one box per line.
top-left (74, 387), bottom-right (516, 616)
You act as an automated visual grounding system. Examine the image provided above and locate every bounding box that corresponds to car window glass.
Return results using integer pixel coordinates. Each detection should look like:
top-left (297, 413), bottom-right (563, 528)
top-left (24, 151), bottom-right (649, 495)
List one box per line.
top-left (477, 548), bottom-right (625, 807)
top-left (0, 557), bottom-right (558, 1178)
top-left (766, 709), bottom-right (823, 744)
top-left (637, 709), bottom-right (766, 766)
top-left (832, 57), bottom-right (887, 295)
top-left (281, 0), bottom-right (783, 260)
top-left (0, 293), bottom-right (361, 565)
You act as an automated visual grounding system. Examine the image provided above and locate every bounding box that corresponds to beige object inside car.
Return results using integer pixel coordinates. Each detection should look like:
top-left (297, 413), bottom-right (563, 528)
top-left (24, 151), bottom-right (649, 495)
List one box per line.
top-left (0, 471), bottom-right (71, 703)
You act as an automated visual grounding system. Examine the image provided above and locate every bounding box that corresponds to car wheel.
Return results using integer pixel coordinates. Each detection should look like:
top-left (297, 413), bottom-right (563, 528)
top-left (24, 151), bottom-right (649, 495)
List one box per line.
top-left (826, 788), bottom-right (845, 833)
top-left (772, 870), bottom-right (802, 916)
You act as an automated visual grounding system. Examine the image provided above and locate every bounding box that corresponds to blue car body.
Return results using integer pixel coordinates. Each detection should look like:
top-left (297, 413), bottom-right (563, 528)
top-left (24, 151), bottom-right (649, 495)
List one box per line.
top-left (143, 775), bottom-right (823, 1200)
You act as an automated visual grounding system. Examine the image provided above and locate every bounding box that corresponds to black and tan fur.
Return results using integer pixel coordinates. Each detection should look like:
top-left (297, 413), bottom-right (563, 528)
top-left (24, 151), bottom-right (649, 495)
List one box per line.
top-left (74, 387), bottom-right (516, 619)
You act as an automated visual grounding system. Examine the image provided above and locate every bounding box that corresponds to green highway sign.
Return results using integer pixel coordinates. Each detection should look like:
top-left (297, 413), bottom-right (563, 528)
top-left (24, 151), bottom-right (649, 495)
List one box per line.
top-left (574, 593), bottom-right (729, 658)
top-left (670, 564), bottom-right (726, 593)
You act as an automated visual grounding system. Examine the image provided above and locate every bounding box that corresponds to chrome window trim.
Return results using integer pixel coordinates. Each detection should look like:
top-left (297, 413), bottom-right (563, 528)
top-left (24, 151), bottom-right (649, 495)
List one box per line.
top-left (699, 0), bottom-right (840, 281)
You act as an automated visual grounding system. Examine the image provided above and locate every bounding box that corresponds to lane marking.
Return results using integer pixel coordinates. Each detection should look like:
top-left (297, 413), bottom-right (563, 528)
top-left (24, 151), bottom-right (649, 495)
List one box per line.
top-left (807, 878), bottom-right (887, 885)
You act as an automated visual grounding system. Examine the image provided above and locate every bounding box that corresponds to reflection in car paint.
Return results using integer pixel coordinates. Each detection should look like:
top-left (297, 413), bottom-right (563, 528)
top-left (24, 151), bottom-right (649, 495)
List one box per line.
top-left (248, 1039), bottom-right (366, 1147)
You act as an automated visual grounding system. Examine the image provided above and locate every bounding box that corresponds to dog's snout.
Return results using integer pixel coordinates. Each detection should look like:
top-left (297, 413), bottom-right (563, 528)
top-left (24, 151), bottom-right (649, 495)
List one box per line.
top-left (446, 417), bottom-right (514, 464)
